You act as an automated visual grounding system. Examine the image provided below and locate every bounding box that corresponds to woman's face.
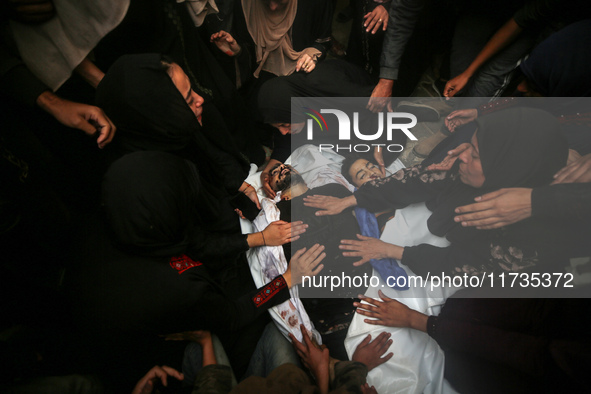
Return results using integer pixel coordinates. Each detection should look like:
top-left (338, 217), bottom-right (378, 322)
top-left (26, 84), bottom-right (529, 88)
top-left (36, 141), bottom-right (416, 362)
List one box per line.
top-left (168, 63), bottom-right (205, 122)
top-left (348, 158), bottom-right (383, 187)
top-left (458, 133), bottom-right (485, 188)
top-left (262, 0), bottom-right (289, 12)
top-left (270, 122), bottom-right (305, 136)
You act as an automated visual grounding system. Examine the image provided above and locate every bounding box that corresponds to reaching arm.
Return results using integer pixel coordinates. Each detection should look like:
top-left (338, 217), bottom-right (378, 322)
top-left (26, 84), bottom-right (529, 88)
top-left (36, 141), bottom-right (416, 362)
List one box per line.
top-left (199, 245), bottom-right (325, 333)
top-left (379, 0), bottom-right (426, 81)
top-left (444, 18), bottom-right (523, 98)
top-left (260, 158), bottom-right (282, 198)
top-left (36, 90), bottom-right (116, 148)
top-left (354, 290), bottom-right (428, 331)
top-left (368, 0), bottom-right (426, 112)
top-left (74, 57), bottom-right (105, 89)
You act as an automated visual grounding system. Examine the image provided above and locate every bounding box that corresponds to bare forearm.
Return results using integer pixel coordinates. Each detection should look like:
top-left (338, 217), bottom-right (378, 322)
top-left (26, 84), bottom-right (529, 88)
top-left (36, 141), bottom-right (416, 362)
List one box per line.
top-left (246, 232), bottom-right (265, 248)
top-left (409, 310), bottom-right (428, 332)
top-left (316, 369), bottom-right (330, 394)
top-left (464, 18), bottom-right (523, 77)
top-left (387, 244), bottom-right (404, 260)
top-left (36, 90), bottom-right (62, 113)
top-left (200, 338), bottom-right (217, 367)
top-left (74, 57), bottom-right (105, 89)
top-left (341, 195), bottom-right (358, 210)
top-left (377, 78), bottom-right (394, 90)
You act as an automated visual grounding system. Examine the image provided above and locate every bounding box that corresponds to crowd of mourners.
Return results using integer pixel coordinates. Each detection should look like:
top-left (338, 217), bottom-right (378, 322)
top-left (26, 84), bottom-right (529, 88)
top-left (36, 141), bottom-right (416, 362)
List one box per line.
top-left (1, 0), bottom-right (591, 393)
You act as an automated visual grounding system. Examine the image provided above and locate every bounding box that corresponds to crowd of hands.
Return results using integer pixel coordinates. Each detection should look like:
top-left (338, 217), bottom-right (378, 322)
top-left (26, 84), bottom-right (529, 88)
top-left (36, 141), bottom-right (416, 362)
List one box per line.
top-left (10, 0), bottom-right (400, 155)
top-left (132, 285), bottom-right (432, 394)
top-left (132, 321), bottom-right (399, 394)
top-left (11, 2), bottom-right (589, 392)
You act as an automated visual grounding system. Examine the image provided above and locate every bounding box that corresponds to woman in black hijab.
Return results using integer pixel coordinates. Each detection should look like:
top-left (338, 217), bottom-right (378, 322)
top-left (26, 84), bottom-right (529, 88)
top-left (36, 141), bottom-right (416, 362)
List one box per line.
top-left (96, 53), bottom-right (261, 230)
top-left (69, 151), bottom-right (324, 388)
top-left (306, 107), bottom-right (570, 276)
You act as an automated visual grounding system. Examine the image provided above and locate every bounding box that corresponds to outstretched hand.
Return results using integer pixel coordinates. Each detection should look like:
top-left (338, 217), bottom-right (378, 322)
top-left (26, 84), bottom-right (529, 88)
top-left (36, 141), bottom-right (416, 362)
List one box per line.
top-left (36, 92), bottom-right (116, 149)
top-left (552, 153), bottom-right (591, 184)
top-left (263, 220), bottom-right (308, 245)
top-left (426, 143), bottom-right (470, 171)
top-left (363, 5), bottom-right (388, 34)
top-left (296, 53), bottom-right (316, 73)
top-left (367, 79), bottom-right (394, 113)
top-left (289, 324), bottom-right (329, 372)
top-left (454, 188), bottom-right (532, 229)
top-left (241, 182), bottom-right (261, 209)
top-left (289, 324), bottom-right (330, 393)
top-left (132, 365), bottom-right (183, 394)
top-left (260, 171), bottom-right (276, 198)
top-left (340, 234), bottom-right (403, 266)
top-left (352, 332), bottom-right (393, 371)
top-left (303, 195), bottom-right (356, 216)
top-left (353, 290), bottom-right (427, 331)
top-left (445, 109), bottom-right (478, 133)
top-left (443, 72), bottom-right (470, 98)
top-left (210, 30), bottom-right (241, 56)
top-left (290, 244), bottom-right (326, 286)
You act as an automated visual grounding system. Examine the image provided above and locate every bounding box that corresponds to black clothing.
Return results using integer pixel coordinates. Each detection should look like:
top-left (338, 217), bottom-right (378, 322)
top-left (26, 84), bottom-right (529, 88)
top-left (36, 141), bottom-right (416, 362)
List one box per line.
top-left (69, 217), bottom-right (288, 390)
top-left (520, 19), bottom-right (591, 97)
top-left (531, 182), bottom-right (591, 257)
top-left (346, 0), bottom-right (391, 78)
top-left (102, 151), bottom-right (248, 265)
top-left (512, 0), bottom-right (590, 31)
top-left (71, 222), bottom-right (288, 337)
top-left (426, 288), bottom-right (591, 393)
top-left (96, 53), bottom-right (249, 214)
top-left (93, 0), bottom-right (264, 163)
top-left (278, 183), bottom-right (372, 290)
top-left (69, 151), bottom-right (290, 388)
top-left (259, 59), bottom-right (375, 126)
top-left (355, 108), bottom-right (569, 276)
top-left (277, 183), bottom-right (371, 360)
top-left (257, 60), bottom-right (406, 164)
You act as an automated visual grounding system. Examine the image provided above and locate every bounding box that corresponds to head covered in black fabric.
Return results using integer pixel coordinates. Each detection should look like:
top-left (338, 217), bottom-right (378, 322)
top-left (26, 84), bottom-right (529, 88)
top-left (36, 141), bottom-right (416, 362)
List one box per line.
top-left (97, 53), bottom-right (249, 195)
top-left (102, 151), bottom-right (202, 257)
top-left (257, 59), bottom-right (375, 124)
top-left (258, 74), bottom-right (307, 124)
top-left (520, 19), bottom-right (591, 97)
top-left (96, 53), bottom-right (200, 152)
top-left (428, 107), bottom-right (568, 238)
top-left (476, 108), bottom-right (568, 190)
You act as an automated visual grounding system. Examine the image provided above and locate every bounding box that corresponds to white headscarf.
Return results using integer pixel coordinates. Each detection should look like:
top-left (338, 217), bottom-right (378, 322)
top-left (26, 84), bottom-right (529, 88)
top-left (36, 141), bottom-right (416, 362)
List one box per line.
top-left (10, 0), bottom-right (130, 91)
top-left (177, 0), bottom-right (219, 27)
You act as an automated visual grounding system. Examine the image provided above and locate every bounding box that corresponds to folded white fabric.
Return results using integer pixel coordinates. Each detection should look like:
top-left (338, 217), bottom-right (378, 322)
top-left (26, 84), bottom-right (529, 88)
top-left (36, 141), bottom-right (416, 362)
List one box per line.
top-left (248, 197), bottom-right (321, 344)
top-left (11, 0), bottom-right (130, 90)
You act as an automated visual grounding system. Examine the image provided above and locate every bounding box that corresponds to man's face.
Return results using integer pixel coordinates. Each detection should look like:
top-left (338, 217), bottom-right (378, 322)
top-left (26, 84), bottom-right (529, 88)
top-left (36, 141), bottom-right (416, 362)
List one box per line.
top-left (349, 158), bottom-right (384, 187)
top-left (270, 122), bottom-right (305, 136)
top-left (168, 63), bottom-right (205, 122)
top-left (269, 163), bottom-right (297, 192)
top-left (262, 0), bottom-right (290, 13)
top-left (458, 133), bottom-right (485, 188)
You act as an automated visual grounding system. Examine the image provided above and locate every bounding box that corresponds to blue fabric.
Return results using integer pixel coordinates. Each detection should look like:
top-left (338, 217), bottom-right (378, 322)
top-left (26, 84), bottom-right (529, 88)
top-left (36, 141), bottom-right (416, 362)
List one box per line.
top-left (354, 207), bottom-right (409, 290)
